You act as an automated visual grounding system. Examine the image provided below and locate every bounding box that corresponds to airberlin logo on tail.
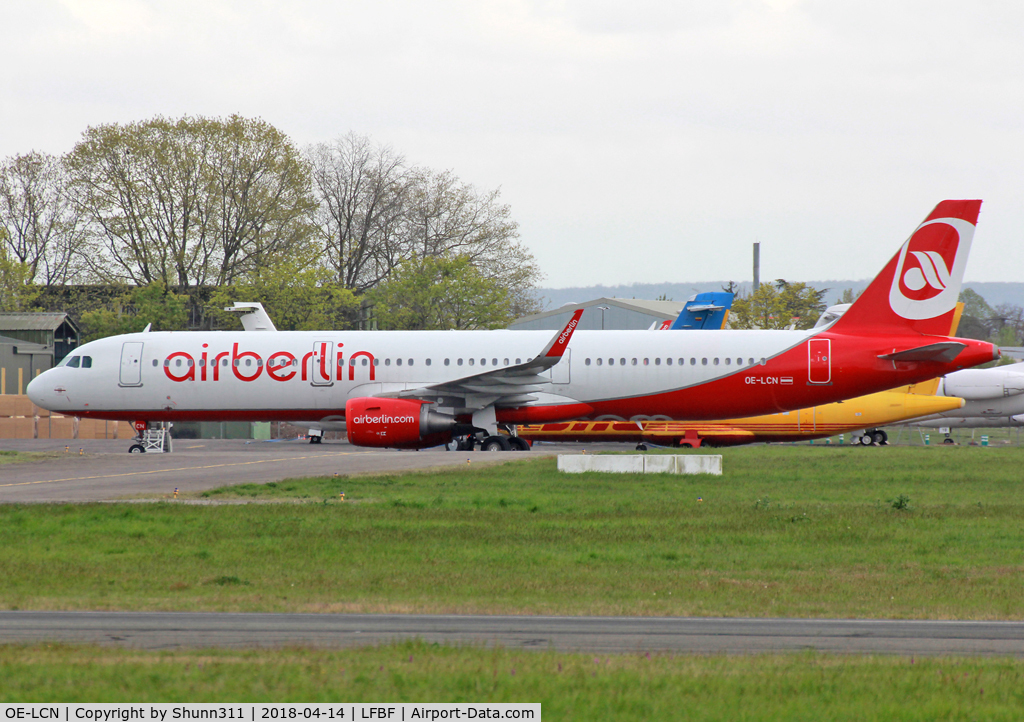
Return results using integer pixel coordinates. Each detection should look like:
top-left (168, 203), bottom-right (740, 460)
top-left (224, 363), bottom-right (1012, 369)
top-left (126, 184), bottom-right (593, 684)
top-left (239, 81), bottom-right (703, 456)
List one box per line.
top-left (889, 217), bottom-right (974, 321)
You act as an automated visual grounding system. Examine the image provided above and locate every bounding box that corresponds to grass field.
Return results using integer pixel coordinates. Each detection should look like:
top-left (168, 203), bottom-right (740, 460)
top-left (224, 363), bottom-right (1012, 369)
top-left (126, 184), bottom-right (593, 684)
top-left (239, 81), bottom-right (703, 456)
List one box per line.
top-left (2, 642), bottom-right (1024, 720)
top-left (4, 444), bottom-right (1024, 715)
top-left (2, 445), bottom-right (1024, 618)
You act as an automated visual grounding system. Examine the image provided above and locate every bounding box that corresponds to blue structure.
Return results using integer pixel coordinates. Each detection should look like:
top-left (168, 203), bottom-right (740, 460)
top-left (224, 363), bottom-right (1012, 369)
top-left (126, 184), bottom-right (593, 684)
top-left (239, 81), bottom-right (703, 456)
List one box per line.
top-left (669, 292), bottom-right (734, 330)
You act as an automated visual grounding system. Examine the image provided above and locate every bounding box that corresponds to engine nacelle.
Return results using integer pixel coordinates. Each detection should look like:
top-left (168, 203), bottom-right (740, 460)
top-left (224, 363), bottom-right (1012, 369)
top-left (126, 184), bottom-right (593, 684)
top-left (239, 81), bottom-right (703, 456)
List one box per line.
top-left (345, 397), bottom-right (456, 449)
top-left (939, 370), bottom-right (1024, 400)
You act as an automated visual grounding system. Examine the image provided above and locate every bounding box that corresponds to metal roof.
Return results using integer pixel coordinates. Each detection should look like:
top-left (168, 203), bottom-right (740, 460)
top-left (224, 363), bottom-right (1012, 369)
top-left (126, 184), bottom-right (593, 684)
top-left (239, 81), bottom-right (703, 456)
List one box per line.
top-left (0, 333), bottom-right (50, 352)
top-left (513, 297), bottom-right (684, 325)
top-left (0, 312), bottom-right (79, 332)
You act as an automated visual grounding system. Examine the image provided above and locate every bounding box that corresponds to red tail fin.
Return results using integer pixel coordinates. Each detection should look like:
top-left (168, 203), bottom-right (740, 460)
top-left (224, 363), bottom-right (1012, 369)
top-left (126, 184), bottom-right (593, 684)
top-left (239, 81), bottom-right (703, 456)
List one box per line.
top-left (832, 200), bottom-right (981, 336)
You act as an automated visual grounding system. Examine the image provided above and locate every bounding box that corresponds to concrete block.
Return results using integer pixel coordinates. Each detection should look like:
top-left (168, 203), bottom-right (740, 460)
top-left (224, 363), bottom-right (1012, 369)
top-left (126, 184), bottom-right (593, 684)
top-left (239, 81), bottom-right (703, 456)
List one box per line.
top-left (558, 455), bottom-right (644, 474)
top-left (642, 455), bottom-right (678, 474)
top-left (557, 454), bottom-right (723, 475)
top-left (673, 455), bottom-right (722, 475)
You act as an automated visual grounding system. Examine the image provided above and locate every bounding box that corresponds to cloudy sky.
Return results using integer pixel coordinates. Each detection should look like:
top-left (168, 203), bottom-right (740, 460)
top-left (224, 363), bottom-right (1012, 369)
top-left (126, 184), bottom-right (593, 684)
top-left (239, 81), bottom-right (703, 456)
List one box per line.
top-left (2, 1), bottom-right (1023, 288)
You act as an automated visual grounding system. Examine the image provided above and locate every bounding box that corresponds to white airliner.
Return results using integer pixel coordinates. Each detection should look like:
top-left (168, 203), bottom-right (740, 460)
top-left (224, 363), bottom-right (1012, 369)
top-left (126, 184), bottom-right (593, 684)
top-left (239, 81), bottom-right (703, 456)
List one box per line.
top-left (903, 365), bottom-right (1024, 429)
top-left (27, 200), bottom-right (999, 452)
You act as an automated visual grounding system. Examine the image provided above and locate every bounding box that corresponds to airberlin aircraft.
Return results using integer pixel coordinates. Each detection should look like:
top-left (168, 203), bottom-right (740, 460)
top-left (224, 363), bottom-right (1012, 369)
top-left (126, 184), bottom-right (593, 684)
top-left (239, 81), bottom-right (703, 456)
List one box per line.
top-left (28, 200), bottom-right (999, 452)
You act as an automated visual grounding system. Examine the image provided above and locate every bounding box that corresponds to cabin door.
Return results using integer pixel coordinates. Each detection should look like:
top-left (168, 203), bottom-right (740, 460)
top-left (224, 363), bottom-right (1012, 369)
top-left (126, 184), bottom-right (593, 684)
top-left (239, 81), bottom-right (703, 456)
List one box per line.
top-left (311, 341), bottom-right (334, 386)
top-left (119, 342), bottom-right (144, 387)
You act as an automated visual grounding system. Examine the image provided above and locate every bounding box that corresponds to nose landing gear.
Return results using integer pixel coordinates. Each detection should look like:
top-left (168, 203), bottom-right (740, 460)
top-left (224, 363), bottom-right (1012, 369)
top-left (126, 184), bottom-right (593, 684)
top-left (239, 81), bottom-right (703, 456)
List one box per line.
top-left (128, 422), bottom-right (173, 453)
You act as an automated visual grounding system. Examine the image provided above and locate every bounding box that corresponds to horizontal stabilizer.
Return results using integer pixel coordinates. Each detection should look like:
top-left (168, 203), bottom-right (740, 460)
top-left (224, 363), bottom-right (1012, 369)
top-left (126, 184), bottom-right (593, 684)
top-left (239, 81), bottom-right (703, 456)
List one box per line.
top-left (878, 342), bottom-right (967, 363)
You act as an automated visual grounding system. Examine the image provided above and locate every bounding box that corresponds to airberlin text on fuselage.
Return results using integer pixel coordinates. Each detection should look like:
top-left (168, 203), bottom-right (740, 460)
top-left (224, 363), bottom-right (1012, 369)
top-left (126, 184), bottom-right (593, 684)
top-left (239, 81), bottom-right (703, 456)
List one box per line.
top-left (161, 342), bottom-right (375, 383)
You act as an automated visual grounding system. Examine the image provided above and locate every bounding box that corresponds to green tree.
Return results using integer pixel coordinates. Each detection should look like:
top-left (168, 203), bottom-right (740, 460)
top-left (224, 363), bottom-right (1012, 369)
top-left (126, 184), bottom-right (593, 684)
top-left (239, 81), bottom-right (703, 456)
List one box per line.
top-left (65, 115), bottom-right (315, 300)
top-left (837, 288), bottom-right (858, 305)
top-left (0, 235), bottom-right (41, 311)
top-left (78, 282), bottom-right (189, 341)
top-left (369, 255), bottom-right (517, 330)
top-left (729, 280), bottom-right (828, 330)
top-left (957, 289), bottom-right (996, 340)
top-left (207, 251), bottom-right (359, 331)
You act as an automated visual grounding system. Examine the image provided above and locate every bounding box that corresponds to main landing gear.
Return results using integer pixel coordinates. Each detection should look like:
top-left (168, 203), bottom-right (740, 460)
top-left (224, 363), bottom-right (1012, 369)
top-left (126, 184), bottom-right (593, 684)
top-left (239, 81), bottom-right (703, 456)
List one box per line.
top-left (852, 428), bottom-right (888, 446)
top-left (446, 433), bottom-right (531, 452)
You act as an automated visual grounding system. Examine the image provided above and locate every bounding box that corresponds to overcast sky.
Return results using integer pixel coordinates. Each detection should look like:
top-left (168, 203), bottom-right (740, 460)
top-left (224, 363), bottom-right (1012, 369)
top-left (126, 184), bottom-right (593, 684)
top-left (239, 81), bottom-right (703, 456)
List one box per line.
top-left (3, 0), bottom-right (1023, 289)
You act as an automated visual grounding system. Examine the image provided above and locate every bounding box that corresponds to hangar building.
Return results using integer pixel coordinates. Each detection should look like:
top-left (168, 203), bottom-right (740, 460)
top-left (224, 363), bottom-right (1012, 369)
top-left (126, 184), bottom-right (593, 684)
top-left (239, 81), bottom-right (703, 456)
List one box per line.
top-left (509, 298), bottom-right (684, 332)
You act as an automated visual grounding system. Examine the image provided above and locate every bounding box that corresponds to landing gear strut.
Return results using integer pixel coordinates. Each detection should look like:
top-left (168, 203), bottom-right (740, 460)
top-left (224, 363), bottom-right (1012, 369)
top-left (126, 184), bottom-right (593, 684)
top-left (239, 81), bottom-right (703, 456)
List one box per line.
top-left (128, 422), bottom-right (173, 453)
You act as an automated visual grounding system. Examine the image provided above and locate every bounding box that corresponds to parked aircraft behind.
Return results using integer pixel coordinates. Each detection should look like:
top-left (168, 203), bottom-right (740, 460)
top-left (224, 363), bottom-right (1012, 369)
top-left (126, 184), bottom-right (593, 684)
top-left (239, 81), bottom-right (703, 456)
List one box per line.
top-left (27, 200), bottom-right (998, 452)
top-left (900, 365), bottom-right (1024, 429)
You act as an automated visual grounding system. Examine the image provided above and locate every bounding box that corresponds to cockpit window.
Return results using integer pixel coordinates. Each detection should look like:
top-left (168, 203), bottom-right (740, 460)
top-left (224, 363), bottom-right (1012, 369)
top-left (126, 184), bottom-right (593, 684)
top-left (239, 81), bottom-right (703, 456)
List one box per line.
top-left (66, 356), bottom-right (81, 368)
top-left (81, 356), bottom-right (93, 368)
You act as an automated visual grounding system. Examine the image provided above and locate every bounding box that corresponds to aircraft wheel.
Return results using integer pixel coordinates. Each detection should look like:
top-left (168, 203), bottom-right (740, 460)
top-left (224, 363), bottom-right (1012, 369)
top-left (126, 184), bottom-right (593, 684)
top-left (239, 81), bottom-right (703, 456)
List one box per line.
top-left (445, 438), bottom-right (460, 451)
top-left (879, 430), bottom-right (889, 444)
top-left (481, 435), bottom-right (512, 452)
top-left (457, 437), bottom-right (476, 451)
top-left (636, 443), bottom-right (648, 451)
top-left (509, 437), bottom-right (531, 451)
top-left (128, 444), bottom-right (145, 454)
top-left (871, 430), bottom-right (886, 445)
top-left (860, 434), bottom-right (874, 446)
top-left (679, 442), bottom-right (693, 448)
top-left (943, 437), bottom-right (955, 445)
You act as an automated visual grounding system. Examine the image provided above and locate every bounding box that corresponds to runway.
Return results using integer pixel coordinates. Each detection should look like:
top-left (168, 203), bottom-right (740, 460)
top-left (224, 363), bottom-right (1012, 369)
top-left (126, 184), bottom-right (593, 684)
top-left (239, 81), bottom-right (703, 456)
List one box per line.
top-left (3, 611), bottom-right (1023, 656)
top-left (0, 438), bottom-right (563, 503)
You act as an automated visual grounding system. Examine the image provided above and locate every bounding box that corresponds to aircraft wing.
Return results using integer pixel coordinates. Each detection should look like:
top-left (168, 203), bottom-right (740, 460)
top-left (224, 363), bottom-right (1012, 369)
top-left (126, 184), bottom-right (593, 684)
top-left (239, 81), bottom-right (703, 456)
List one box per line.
top-left (388, 309), bottom-right (585, 409)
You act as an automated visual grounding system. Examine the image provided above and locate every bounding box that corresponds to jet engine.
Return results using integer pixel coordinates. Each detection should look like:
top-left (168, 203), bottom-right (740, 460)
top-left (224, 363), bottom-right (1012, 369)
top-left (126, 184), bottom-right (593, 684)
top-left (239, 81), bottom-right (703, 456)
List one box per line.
top-left (345, 397), bottom-right (456, 449)
top-left (938, 370), bottom-right (1024, 400)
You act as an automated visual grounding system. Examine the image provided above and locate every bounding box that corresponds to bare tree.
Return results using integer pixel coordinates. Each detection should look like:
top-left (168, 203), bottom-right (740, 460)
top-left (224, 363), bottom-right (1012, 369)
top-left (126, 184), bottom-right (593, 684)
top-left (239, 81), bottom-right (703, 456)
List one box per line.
top-left (405, 168), bottom-right (541, 316)
top-left (306, 133), bottom-right (411, 293)
top-left (307, 135), bottom-right (542, 315)
top-left (0, 151), bottom-right (85, 284)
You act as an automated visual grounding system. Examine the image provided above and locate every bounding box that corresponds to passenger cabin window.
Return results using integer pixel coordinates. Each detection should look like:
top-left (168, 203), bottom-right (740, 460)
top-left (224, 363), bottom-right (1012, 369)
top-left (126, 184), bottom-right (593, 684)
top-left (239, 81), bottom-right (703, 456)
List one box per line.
top-left (385, 359), bottom-right (391, 366)
top-left (152, 359), bottom-right (158, 367)
top-left (444, 358), bottom-right (450, 366)
top-left (426, 359), bottom-right (432, 366)
top-left (516, 358), bottom-right (522, 364)
top-left (702, 358), bottom-right (708, 365)
top-left (458, 359), bottom-right (464, 366)
top-left (596, 358), bottom-right (603, 366)
top-left (396, 359), bottom-right (402, 366)
top-left (585, 358), bottom-right (592, 366)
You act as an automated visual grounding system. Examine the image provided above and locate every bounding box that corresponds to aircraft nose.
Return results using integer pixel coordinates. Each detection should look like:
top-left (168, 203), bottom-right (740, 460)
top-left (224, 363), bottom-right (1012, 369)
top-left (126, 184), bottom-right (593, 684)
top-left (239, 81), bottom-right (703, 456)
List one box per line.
top-left (26, 369), bottom-right (51, 408)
